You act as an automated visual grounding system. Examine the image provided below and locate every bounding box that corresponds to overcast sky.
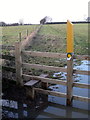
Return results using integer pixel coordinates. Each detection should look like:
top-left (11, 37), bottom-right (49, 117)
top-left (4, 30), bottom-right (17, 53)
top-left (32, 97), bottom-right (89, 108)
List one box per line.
top-left (0, 0), bottom-right (89, 24)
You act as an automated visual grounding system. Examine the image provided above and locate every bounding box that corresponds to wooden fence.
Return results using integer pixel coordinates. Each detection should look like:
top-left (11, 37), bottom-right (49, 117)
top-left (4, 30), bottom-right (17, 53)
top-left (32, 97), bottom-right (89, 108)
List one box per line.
top-left (1, 23), bottom-right (90, 106)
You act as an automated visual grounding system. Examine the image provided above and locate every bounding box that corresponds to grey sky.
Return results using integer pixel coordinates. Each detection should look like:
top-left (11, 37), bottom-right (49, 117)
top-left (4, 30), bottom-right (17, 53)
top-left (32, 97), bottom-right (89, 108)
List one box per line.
top-left (0, 0), bottom-right (89, 24)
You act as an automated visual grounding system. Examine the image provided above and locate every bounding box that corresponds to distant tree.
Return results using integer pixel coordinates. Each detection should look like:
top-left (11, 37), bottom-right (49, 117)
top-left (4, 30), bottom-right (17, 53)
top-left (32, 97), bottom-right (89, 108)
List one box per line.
top-left (0, 21), bottom-right (6, 26)
top-left (40, 16), bottom-right (52, 24)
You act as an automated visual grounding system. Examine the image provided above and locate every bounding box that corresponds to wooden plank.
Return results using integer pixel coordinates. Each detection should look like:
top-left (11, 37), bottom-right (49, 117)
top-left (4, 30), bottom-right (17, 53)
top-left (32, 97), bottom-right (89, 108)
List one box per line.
top-left (73, 69), bottom-right (90, 75)
top-left (22, 51), bottom-right (66, 58)
top-left (74, 55), bottom-right (90, 60)
top-left (22, 63), bottom-right (67, 73)
top-left (15, 42), bottom-right (23, 85)
top-left (2, 66), bottom-right (16, 73)
top-left (34, 88), bottom-right (66, 98)
top-left (22, 74), bottom-right (67, 86)
top-left (1, 45), bottom-right (15, 50)
top-left (66, 57), bottom-right (73, 106)
top-left (24, 80), bottom-right (39, 86)
top-left (73, 95), bottom-right (90, 102)
top-left (73, 82), bottom-right (90, 89)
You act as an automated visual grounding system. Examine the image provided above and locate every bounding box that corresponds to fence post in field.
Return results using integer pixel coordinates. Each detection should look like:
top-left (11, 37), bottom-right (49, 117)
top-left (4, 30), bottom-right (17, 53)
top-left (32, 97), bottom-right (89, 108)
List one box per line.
top-left (66, 20), bottom-right (74, 106)
top-left (19, 32), bottom-right (22, 42)
top-left (27, 29), bottom-right (28, 36)
top-left (15, 41), bottom-right (23, 86)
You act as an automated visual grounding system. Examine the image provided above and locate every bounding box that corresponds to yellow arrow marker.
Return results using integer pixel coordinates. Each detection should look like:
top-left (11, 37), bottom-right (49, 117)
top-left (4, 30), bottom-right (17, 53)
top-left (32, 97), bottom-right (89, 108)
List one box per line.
top-left (67, 20), bottom-right (74, 53)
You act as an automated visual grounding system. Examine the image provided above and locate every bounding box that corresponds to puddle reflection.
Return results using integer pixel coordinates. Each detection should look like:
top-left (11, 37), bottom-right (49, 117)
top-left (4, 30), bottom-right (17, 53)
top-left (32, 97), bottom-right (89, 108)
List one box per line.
top-left (2, 99), bottom-right (90, 119)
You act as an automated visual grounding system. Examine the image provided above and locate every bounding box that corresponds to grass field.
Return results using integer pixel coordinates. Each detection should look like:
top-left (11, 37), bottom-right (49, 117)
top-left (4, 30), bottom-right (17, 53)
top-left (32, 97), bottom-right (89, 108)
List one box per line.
top-left (1, 25), bottom-right (39, 45)
top-left (28, 24), bottom-right (88, 55)
top-left (1, 23), bottom-right (88, 55)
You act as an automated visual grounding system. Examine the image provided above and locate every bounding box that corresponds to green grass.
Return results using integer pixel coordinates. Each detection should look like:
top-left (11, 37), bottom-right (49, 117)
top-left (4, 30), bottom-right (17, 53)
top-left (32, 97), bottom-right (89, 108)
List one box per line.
top-left (28, 24), bottom-right (88, 55)
top-left (1, 23), bottom-right (88, 55)
top-left (1, 25), bottom-right (39, 45)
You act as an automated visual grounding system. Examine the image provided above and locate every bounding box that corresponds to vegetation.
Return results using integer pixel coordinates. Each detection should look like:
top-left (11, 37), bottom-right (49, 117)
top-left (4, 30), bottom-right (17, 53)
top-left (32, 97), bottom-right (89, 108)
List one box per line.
top-left (1, 25), bottom-right (39, 45)
top-left (28, 24), bottom-right (88, 55)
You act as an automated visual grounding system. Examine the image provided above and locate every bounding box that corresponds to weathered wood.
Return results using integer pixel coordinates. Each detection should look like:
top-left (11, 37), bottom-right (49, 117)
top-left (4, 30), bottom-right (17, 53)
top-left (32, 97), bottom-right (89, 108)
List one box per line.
top-left (15, 42), bottom-right (23, 85)
top-left (73, 82), bottom-right (90, 89)
top-left (2, 66), bottom-right (16, 73)
top-left (66, 57), bottom-right (73, 106)
top-left (73, 69), bottom-right (90, 75)
top-left (19, 32), bottom-right (22, 42)
top-left (27, 29), bottom-right (28, 36)
top-left (22, 63), bottom-right (67, 73)
top-left (74, 55), bottom-right (90, 60)
top-left (39, 74), bottom-right (48, 90)
top-left (22, 74), bottom-right (67, 86)
top-left (24, 80), bottom-right (40, 87)
top-left (34, 88), bottom-right (66, 98)
top-left (0, 45), bottom-right (15, 50)
top-left (73, 95), bottom-right (90, 102)
top-left (22, 51), bottom-right (66, 58)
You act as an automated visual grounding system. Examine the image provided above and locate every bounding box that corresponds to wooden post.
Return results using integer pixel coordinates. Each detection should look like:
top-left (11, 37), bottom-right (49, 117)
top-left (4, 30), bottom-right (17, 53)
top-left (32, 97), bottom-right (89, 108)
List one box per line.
top-left (19, 32), bottom-right (21, 42)
top-left (66, 20), bottom-right (74, 105)
top-left (67, 57), bottom-right (73, 106)
top-left (15, 42), bottom-right (23, 86)
top-left (27, 29), bottom-right (28, 36)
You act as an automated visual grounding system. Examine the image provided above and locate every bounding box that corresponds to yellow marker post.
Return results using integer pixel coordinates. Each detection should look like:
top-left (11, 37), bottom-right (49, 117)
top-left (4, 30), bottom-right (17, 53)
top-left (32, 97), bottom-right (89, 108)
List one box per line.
top-left (66, 20), bottom-right (74, 106)
top-left (67, 20), bottom-right (74, 56)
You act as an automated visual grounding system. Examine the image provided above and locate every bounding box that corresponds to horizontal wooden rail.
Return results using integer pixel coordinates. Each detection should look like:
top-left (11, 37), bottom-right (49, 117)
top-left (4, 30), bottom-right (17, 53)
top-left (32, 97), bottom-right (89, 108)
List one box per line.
top-left (1, 45), bottom-right (15, 50)
top-left (22, 51), bottom-right (66, 58)
top-left (22, 51), bottom-right (90, 60)
top-left (73, 82), bottom-right (90, 89)
top-left (73, 69), bottom-right (90, 75)
top-left (22, 74), bottom-right (90, 89)
top-left (34, 88), bottom-right (90, 102)
top-left (0, 54), bottom-right (15, 61)
top-left (74, 55), bottom-right (90, 60)
top-left (22, 63), bottom-right (67, 73)
top-left (2, 66), bottom-right (16, 73)
top-left (22, 74), bottom-right (67, 86)
top-left (73, 95), bottom-right (90, 102)
top-left (34, 88), bottom-right (66, 98)
top-left (10, 50), bottom-right (90, 60)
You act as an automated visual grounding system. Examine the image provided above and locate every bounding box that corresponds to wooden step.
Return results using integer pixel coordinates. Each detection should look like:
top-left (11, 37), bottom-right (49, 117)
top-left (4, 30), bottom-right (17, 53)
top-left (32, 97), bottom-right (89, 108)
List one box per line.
top-left (24, 80), bottom-right (40, 87)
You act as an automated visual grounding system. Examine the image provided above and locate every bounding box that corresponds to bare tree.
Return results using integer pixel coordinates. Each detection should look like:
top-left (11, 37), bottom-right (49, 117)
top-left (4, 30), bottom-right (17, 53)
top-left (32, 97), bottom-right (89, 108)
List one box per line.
top-left (40, 16), bottom-right (52, 24)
